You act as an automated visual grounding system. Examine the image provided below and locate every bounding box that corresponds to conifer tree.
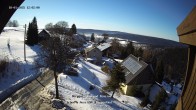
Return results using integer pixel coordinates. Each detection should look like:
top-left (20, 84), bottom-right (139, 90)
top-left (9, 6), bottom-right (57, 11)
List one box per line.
top-left (134, 47), bottom-right (143, 57)
top-left (121, 41), bottom-right (135, 59)
top-left (71, 24), bottom-right (77, 34)
top-left (103, 64), bottom-right (125, 98)
top-left (31, 17), bottom-right (38, 44)
top-left (27, 22), bottom-right (33, 45)
top-left (91, 33), bottom-right (95, 42)
top-left (155, 59), bottom-right (164, 83)
top-left (26, 17), bottom-right (38, 45)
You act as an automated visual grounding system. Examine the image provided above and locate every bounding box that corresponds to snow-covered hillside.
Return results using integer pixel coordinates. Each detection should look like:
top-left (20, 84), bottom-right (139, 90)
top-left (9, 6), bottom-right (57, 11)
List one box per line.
top-left (47, 59), bottom-right (142, 110)
top-left (0, 27), bottom-right (41, 101)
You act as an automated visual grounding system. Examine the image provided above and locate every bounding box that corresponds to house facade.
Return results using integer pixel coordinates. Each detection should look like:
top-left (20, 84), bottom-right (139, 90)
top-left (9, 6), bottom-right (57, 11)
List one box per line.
top-left (85, 47), bottom-right (102, 63)
top-left (38, 29), bottom-right (50, 42)
top-left (120, 54), bottom-right (155, 95)
top-left (84, 43), bottom-right (111, 63)
top-left (97, 43), bottom-right (111, 57)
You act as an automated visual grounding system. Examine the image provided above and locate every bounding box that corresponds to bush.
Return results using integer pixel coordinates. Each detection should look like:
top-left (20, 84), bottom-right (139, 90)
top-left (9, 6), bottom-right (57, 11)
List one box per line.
top-left (66, 67), bottom-right (78, 76)
top-left (127, 85), bottom-right (138, 96)
top-left (170, 102), bottom-right (177, 110)
top-left (140, 95), bottom-right (150, 107)
top-left (140, 86), bottom-right (152, 107)
top-left (101, 66), bottom-right (110, 73)
top-left (127, 85), bottom-right (145, 98)
top-left (152, 89), bottom-right (167, 110)
top-left (66, 71), bottom-right (78, 76)
top-left (89, 85), bottom-right (95, 90)
top-left (0, 58), bottom-right (8, 77)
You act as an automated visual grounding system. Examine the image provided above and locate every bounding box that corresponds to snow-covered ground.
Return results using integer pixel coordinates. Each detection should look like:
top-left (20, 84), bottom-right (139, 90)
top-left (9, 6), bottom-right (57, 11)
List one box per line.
top-left (149, 81), bottom-right (182, 110)
top-left (83, 42), bottom-right (93, 49)
top-left (0, 27), bottom-right (41, 101)
top-left (102, 57), bottom-right (115, 69)
top-left (47, 59), bottom-right (143, 110)
top-left (0, 28), bottom-right (143, 109)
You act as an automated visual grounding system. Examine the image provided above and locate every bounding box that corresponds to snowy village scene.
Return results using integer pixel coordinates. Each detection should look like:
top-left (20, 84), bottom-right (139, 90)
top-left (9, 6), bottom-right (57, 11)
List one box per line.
top-left (0, 0), bottom-right (196, 110)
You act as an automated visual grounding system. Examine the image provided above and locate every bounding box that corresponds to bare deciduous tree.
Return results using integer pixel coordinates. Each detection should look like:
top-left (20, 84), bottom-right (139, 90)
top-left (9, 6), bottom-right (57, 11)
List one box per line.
top-left (36, 34), bottom-right (73, 99)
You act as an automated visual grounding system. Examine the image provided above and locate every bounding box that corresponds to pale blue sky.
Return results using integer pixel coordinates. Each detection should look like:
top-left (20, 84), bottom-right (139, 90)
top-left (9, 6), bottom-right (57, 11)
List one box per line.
top-left (11, 0), bottom-right (196, 41)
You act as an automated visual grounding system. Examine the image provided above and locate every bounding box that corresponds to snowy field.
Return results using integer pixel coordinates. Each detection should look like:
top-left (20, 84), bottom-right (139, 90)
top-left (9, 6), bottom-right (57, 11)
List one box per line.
top-left (0, 27), bottom-right (41, 101)
top-left (47, 59), bottom-right (143, 110)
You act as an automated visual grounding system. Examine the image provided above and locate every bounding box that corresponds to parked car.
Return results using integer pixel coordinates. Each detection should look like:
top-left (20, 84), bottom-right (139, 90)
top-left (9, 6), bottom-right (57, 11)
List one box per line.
top-left (71, 63), bottom-right (78, 68)
top-left (66, 67), bottom-right (78, 76)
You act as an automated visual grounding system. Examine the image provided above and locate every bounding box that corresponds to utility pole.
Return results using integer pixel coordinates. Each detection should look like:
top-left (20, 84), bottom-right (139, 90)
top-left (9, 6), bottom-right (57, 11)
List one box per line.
top-left (24, 24), bottom-right (26, 61)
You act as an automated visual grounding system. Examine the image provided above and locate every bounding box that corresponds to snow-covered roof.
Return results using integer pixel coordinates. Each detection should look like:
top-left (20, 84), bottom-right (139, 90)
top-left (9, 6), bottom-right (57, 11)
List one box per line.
top-left (84, 43), bottom-right (111, 53)
top-left (87, 57), bottom-right (97, 61)
top-left (38, 29), bottom-right (50, 35)
top-left (97, 43), bottom-right (111, 51)
top-left (84, 47), bottom-right (96, 53)
top-left (114, 59), bottom-right (123, 63)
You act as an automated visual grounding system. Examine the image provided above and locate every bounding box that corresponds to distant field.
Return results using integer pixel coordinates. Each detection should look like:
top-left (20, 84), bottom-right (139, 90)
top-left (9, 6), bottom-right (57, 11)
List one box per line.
top-left (77, 29), bottom-right (187, 48)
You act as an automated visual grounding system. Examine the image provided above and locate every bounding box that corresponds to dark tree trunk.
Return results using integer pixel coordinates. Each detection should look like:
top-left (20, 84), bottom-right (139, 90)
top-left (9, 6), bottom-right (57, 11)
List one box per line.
top-left (54, 67), bottom-right (59, 99)
top-left (111, 90), bottom-right (115, 98)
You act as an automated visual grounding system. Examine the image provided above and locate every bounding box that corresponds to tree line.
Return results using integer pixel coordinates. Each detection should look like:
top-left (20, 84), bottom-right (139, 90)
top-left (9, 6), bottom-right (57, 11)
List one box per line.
top-left (108, 39), bottom-right (187, 84)
top-left (26, 17), bottom-right (77, 46)
top-left (45, 21), bottom-right (77, 36)
top-left (6, 20), bottom-right (19, 27)
top-left (109, 39), bottom-right (144, 59)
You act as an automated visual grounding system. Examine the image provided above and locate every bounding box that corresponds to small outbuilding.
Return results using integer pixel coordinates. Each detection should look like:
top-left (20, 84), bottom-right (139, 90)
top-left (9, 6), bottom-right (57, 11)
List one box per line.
top-left (97, 43), bottom-right (111, 57)
top-left (38, 29), bottom-right (50, 42)
top-left (84, 43), bottom-right (111, 63)
top-left (85, 47), bottom-right (102, 64)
